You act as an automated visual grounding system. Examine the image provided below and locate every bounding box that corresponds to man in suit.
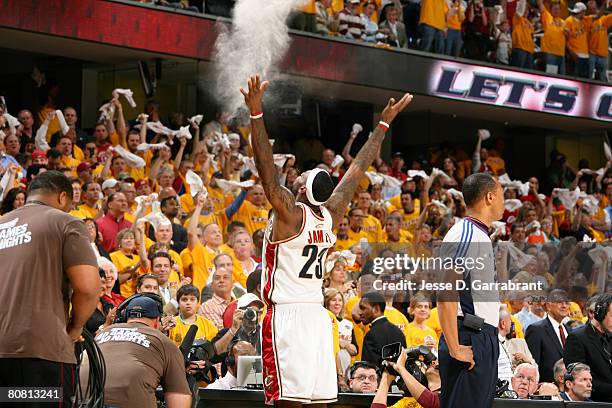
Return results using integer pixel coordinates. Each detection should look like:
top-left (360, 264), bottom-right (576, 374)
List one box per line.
top-left (560, 363), bottom-right (593, 402)
top-left (564, 293), bottom-right (612, 402)
top-left (359, 291), bottom-right (406, 367)
top-left (379, 5), bottom-right (408, 48)
top-left (525, 289), bottom-right (571, 383)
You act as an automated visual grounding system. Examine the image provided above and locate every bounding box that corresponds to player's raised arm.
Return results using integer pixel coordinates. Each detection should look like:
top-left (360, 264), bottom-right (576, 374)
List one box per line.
top-left (324, 93), bottom-right (413, 228)
top-left (241, 75), bottom-right (301, 223)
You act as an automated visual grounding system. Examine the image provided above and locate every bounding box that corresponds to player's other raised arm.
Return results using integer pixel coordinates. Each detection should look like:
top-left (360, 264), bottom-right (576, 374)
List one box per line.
top-left (240, 75), bottom-right (301, 223)
top-left (324, 93), bottom-right (413, 228)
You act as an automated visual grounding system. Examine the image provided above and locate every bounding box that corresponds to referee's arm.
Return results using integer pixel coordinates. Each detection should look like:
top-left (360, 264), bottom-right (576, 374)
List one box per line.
top-left (438, 272), bottom-right (475, 369)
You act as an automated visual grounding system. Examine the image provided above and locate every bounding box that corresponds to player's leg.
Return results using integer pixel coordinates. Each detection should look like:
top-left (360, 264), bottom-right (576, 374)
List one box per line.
top-left (274, 401), bottom-right (302, 408)
top-left (311, 305), bottom-right (338, 406)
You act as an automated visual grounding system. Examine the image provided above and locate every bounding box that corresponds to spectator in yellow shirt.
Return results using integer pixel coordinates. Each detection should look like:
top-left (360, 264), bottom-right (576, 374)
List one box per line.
top-left (347, 208), bottom-right (370, 243)
top-left (565, 2), bottom-right (590, 78)
top-left (291, 0), bottom-right (317, 33)
top-left (356, 191), bottom-right (384, 243)
top-left (586, 0), bottom-right (612, 81)
top-left (169, 285), bottom-right (219, 346)
top-left (232, 185), bottom-right (271, 236)
top-left (511, 0), bottom-right (535, 68)
top-left (538, 0), bottom-right (567, 74)
top-left (445, 0), bottom-right (465, 56)
top-left (406, 294), bottom-right (439, 350)
top-left (335, 216), bottom-right (358, 251)
top-left (419, 0), bottom-right (447, 53)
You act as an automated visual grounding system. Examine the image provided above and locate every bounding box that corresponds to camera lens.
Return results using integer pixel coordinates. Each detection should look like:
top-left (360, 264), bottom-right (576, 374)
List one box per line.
top-left (244, 308), bottom-right (257, 322)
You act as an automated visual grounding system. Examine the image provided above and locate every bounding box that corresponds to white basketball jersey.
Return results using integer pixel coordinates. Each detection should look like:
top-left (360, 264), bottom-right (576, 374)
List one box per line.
top-left (262, 203), bottom-right (336, 305)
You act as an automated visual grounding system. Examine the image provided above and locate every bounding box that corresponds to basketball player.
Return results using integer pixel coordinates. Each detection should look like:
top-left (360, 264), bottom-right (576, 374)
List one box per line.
top-left (240, 75), bottom-right (412, 407)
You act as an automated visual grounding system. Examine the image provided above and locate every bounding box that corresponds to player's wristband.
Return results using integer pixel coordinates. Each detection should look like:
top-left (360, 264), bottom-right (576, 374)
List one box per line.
top-left (378, 121), bottom-right (390, 131)
top-left (250, 112), bottom-right (263, 120)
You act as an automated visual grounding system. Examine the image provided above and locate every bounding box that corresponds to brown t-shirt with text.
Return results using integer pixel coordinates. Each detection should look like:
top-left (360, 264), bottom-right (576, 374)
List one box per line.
top-left (0, 203), bottom-right (98, 363)
top-left (81, 322), bottom-right (190, 407)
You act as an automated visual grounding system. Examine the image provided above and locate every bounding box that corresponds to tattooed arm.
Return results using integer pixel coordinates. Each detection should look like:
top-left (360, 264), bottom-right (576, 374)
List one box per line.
top-left (324, 93), bottom-right (413, 229)
top-left (241, 75), bottom-right (302, 236)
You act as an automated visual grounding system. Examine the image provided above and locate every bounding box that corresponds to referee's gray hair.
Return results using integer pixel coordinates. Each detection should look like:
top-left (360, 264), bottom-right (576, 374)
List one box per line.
top-left (514, 363), bottom-right (539, 384)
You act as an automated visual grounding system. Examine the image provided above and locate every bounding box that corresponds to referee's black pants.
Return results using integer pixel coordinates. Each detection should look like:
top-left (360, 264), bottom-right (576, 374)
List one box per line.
top-left (438, 320), bottom-right (499, 408)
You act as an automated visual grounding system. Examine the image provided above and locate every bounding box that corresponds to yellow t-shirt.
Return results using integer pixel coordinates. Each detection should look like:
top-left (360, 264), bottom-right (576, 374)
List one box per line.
top-left (385, 306), bottom-right (411, 343)
top-left (541, 8), bottom-right (566, 56)
top-left (512, 13), bottom-right (535, 53)
top-left (169, 315), bottom-right (219, 346)
top-left (181, 242), bottom-right (218, 291)
top-left (234, 201), bottom-right (270, 236)
top-left (510, 314), bottom-right (525, 339)
top-left (38, 107), bottom-right (60, 140)
top-left (565, 16), bottom-right (589, 55)
top-left (424, 307), bottom-right (442, 340)
top-left (446, 2), bottom-right (465, 30)
top-left (586, 14), bottom-right (612, 57)
top-left (406, 322), bottom-right (438, 348)
top-left (71, 204), bottom-right (100, 220)
top-left (362, 214), bottom-right (384, 243)
top-left (327, 309), bottom-right (341, 356)
top-left (74, 146), bottom-right (85, 162)
top-left (109, 251), bottom-right (141, 298)
top-left (420, 0), bottom-right (447, 30)
top-left (347, 227), bottom-right (369, 243)
top-left (298, 0), bottom-right (316, 14)
top-left (334, 237), bottom-right (358, 252)
top-left (61, 156), bottom-right (80, 174)
top-left (390, 397), bottom-right (423, 408)
top-left (144, 238), bottom-right (185, 279)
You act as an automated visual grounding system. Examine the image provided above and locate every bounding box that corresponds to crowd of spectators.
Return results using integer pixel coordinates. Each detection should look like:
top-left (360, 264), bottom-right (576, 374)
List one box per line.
top-left (1, 79), bottom-right (611, 405)
top-left (134, 0), bottom-right (612, 81)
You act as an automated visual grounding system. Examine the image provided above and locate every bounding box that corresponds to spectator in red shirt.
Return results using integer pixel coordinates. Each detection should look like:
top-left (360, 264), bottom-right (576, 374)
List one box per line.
top-left (389, 152), bottom-right (408, 182)
top-left (96, 192), bottom-right (132, 253)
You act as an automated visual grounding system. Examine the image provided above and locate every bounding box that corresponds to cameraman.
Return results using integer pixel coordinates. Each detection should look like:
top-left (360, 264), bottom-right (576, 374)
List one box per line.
top-left (371, 348), bottom-right (440, 408)
top-left (82, 295), bottom-right (191, 407)
top-left (212, 293), bottom-right (264, 357)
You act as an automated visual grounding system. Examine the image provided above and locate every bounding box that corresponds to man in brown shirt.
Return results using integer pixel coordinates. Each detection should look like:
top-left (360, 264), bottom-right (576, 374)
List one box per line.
top-left (0, 171), bottom-right (100, 407)
top-left (82, 295), bottom-right (191, 407)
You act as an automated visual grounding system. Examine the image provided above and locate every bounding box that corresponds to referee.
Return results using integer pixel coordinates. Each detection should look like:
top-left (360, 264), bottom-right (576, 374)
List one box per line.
top-left (437, 173), bottom-right (505, 408)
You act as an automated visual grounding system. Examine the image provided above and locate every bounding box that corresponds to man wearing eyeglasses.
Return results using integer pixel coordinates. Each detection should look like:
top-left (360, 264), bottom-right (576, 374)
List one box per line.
top-left (348, 362), bottom-right (379, 393)
top-left (511, 363), bottom-right (539, 399)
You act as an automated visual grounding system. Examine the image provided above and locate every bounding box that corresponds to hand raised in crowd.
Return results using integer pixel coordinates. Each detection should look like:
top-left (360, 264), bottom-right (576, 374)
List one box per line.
top-left (137, 113), bottom-right (148, 124)
top-left (179, 136), bottom-right (187, 148)
top-left (380, 92), bottom-right (413, 125)
top-left (240, 74), bottom-right (269, 114)
top-left (45, 111), bottom-right (57, 123)
top-left (195, 191), bottom-right (208, 208)
top-left (104, 307), bottom-right (117, 328)
top-left (180, 276), bottom-right (192, 286)
top-left (161, 315), bottom-right (176, 332)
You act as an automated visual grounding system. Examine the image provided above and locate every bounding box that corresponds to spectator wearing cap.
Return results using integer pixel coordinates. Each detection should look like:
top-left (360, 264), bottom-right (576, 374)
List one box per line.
top-left (389, 152), bottom-right (407, 182)
top-left (565, 2), bottom-right (590, 78)
top-left (339, 0), bottom-right (366, 40)
top-left (96, 192), bottom-right (132, 253)
top-left (76, 162), bottom-right (94, 184)
top-left (511, 0), bottom-right (535, 68)
top-left (419, 0), bottom-right (447, 54)
top-left (135, 178), bottom-right (152, 197)
top-left (538, 0), bottom-right (567, 74)
top-left (585, 0), bottom-right (612, 81)
top-left (31, 149), bottom-right (47, 166)
top-left (101, 178), bottom-right (119, 197)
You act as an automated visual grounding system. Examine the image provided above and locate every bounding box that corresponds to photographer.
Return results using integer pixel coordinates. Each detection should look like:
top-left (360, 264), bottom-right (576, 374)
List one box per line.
top-left (212, 293), bottom-right (264, 357)
top-left (82, 294), bottom-right (191, 407)
top-left (371, 348), bottom-right (440, 408)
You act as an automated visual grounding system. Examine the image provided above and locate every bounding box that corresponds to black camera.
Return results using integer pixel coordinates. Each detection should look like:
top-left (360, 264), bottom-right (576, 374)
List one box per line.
top-left (243, 307), bottom-right (258, 323)
top-left (395, 345), bottom-right (436, 396)
top-left (186, 339), bottom-right (217, 383)
top-left (380, 342), bottom-right (402, 376)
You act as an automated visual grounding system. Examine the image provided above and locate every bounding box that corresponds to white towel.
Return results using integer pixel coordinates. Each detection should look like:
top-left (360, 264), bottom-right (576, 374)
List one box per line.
top-left (351, 123), bottom-right (363, 136)
top-left (55, 110), bottom-right (70, 135)
top-left (504, 199), bottom-right (523, 212)
top-left (604, 141), bottom-right (612, 161)
top-left (114, 88), bottom-right (137, 108)
top-left (186, 170), bottom-right (206, 197)
top-left (216, 179), bottom-right (255, 192)
top-left (188, 114), bottom-right (203, 126)
top-left (553, 187), bottom-right (581, 210)
top-left (35, 123), bottom-right (50, 151)
top-left (136, 142), bottom-right (167, 152)
top-left (112, 145), bottom-right (146, 168)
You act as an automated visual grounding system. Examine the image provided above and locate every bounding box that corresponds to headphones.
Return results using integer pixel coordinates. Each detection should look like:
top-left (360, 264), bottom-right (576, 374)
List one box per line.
top-left (593, 295), bottom-right (611, 323)
top-left (563, 362), bottom-right (580, 383)
top-left (225, 339), bottom-right (241, 368)
top-left (114, 292), bottom-right (164, 323)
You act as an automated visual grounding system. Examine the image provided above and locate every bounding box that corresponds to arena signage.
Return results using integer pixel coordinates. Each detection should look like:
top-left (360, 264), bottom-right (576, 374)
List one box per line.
top-left (430, 62), bottom-right (612, 122)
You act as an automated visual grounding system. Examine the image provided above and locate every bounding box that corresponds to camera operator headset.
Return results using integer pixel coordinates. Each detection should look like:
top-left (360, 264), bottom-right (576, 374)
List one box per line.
top-left (371, 345), bottom-right (441, 408)
top-left (206, 339), bottom-right (257, 390)
top-left (81, 293), bottom-right (191, 408)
